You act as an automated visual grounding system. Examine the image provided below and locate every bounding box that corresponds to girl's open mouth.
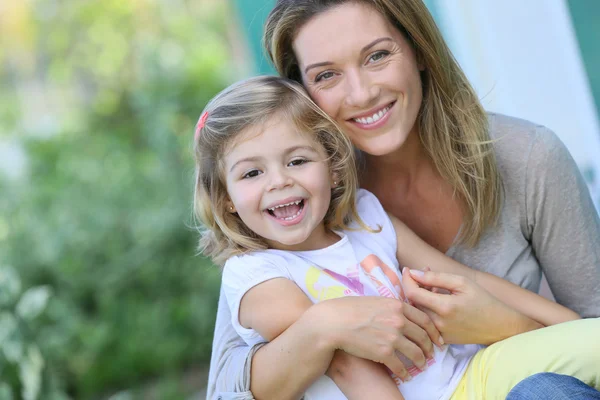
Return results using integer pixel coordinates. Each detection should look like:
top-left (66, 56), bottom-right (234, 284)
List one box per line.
top-left (265, 199), bottom-right (306, 226)
top-left (267, 199), bottom-right (305, 220)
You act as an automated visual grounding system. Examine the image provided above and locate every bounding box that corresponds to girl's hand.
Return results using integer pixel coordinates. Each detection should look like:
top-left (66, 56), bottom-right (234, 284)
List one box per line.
top-left (314, 295), bottom-right (444, 381)
top-left (401, 268), bottom-right (541, 345)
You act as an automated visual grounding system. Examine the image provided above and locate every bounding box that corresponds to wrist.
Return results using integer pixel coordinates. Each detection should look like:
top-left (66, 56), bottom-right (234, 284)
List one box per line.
top-left (485, 307), bottom-right (543, 344)
top-left (302, 301), bottom-right (340, 352)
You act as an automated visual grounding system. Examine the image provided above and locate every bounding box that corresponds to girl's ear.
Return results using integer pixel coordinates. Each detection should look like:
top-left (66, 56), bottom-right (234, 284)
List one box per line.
top-left (331, 173), bottom-right (340, 188)
top-left (226, 199), bottom-right (237, 213)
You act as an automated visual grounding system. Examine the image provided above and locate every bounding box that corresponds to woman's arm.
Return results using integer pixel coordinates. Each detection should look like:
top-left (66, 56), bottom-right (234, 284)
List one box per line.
top-left (524, 128), bottom-right (600, 318)
top-left (207, 287), bottom-right (263, 400)
top-left (241, 278), bottom-right (412, 399)
top-left (389, 213), bottom-right (579, 326)
top-left (390, 214), bottom-right (579, 326)
top-left (384, 215), bottom-right (548, 345)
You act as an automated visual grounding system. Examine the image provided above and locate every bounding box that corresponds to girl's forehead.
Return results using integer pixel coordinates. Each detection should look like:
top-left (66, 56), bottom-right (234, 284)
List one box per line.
top-left (225, 114), bottom-right (318, 154)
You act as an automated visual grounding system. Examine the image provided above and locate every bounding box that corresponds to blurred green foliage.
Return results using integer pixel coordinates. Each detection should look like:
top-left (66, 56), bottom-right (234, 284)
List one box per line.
top-left (0, 0), bottom-right (239, 397)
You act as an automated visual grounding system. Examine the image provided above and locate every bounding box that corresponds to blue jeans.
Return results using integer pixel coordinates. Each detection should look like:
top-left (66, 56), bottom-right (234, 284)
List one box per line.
top-left (507, 373), bottom-right (600, 399)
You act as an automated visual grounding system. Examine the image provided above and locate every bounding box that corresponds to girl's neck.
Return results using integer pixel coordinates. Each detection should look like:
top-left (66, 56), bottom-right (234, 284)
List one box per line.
top-left (266, 226), bottom-right (341, 252)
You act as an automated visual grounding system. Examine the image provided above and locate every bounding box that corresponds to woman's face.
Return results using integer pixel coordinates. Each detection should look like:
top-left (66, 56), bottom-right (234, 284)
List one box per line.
top-left (293, 2), bottom-right (424, 157)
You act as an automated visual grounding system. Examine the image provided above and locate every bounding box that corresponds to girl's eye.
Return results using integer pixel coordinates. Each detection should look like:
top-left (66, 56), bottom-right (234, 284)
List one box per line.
top-left (368, 51), bottom-right (389, 63)
top-left (315, 71), bottom-right (335, 82)
top-left (242, 169), bottom-right (262, 179)
top-left (288, 158), bottom-right (308, 167)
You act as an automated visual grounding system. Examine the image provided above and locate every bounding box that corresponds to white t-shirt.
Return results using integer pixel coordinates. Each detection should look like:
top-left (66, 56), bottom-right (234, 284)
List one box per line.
top-left (222, 189), bottom-right (480, 400)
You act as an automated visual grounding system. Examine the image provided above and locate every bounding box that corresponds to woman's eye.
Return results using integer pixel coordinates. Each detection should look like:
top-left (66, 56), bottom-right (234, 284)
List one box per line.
top-left (315, 71), bottom-right (335, 82)
top-left (368, 51), bottom-right (389, 63)
top-left (242, 170), bottom-right (261, 179)
top-left (288, 158), bottom-right (308, 167)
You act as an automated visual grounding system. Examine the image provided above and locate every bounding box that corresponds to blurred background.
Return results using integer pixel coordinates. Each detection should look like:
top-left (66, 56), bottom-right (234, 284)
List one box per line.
top-left (0, 0), bottom-right (598, 399)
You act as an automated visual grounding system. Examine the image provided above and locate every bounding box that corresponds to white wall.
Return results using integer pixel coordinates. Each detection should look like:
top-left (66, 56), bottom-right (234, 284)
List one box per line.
top-left (433, 0), bottom-right (600, 209)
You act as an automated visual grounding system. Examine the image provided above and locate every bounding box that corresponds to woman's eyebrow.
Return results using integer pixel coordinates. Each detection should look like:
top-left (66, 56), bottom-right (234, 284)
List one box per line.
top-left (304, 61), bottom-right (334, 75)
top-left (303, 37), bottom-right (394, 74)
top-left (360, 37), bottom-right (394, 53)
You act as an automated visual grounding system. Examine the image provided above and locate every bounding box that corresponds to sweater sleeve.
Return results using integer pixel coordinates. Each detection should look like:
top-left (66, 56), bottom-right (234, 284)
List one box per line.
top-left (525, 126), bottom-right (600, 317)
top-left (206, 253), bottom-right (292, 400)
top-left (205, 286), bottom-right (261, 400)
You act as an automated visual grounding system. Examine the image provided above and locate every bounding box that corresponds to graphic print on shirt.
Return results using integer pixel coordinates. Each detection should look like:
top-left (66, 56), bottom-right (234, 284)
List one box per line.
top-left (359, 254), bottom-right (407, 301)
top-left (304, 254), bottom-right (435, 381)
top-left (305, 266), bottom-right (353, 301)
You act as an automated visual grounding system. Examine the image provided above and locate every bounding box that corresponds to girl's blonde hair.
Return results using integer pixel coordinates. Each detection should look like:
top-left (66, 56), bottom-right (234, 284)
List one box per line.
top-left (264, 0), bottom-right (503, 246)
top-left (194, 75), bottom-right (366, 265)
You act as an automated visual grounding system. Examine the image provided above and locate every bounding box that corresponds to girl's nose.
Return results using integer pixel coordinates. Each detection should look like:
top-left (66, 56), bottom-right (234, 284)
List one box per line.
top-left (267, 167), bottom-right (293, 191)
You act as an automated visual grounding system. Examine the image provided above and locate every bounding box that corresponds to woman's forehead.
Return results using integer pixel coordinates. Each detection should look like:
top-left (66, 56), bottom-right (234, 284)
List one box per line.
top-left (292, 2), bottom-right (398, 67)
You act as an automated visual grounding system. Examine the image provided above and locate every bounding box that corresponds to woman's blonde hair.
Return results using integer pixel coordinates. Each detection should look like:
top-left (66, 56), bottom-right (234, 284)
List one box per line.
top-left (264, 0), bottom-right (503, 246)
top-left (194, 75), bottom-right (367, 265)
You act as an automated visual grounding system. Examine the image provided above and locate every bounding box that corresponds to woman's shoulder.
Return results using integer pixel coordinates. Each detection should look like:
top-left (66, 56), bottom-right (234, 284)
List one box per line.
top-left (488, 112), bottom-right (564, 151)
top-left (487, 112), bottom-right (569, 182)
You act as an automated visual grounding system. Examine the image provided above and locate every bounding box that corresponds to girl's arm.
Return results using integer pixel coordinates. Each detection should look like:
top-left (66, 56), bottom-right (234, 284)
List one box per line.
top-left (239, 278), bottom-right (406, 400)
top-left (389, 215), bottom-right (580, 327)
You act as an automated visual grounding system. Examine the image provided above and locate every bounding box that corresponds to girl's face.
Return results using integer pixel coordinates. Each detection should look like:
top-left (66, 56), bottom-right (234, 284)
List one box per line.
top-left (223, 115), bottom-right (335, 251)
top-left (293, 2), bottom-right (424, 157)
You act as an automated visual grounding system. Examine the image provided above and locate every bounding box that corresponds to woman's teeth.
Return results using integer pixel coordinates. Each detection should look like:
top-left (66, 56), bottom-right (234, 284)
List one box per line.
top-left (353, 104), bottom-right (392, 125)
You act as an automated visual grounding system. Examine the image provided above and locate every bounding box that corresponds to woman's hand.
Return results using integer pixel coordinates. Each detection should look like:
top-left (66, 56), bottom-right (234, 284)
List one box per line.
top-left (401, 268), bottom-right (543, 345)
top-left (313, 295), bottom-right (444, 381)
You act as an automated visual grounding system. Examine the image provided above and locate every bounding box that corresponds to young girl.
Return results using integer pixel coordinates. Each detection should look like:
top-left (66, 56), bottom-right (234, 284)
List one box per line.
top-left (193, 75), bottom-right (600, 400)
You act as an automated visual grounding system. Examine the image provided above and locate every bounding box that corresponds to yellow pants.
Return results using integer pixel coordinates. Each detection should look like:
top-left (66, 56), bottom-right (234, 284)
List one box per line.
top-left (450, 318), bottom-right (600, 400)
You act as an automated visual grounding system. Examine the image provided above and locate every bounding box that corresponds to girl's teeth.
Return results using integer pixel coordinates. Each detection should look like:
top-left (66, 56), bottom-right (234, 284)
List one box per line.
top-left (282, 210), bottom-right (301, 220)
top-left (268, 200), bottom-right (301, 211)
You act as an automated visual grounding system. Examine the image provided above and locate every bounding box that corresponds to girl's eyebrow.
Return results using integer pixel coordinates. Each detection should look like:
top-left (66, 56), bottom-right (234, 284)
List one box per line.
top-left (228, 145), bottom-right (318, 173)
top-left (285, 145), bottom-right (319, 155)
top-left (229, 156), bottom-right (261, 173)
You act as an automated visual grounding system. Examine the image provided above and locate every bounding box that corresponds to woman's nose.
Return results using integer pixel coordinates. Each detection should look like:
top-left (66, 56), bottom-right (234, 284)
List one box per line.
top-left (344, 69), bottom-right (377, 108)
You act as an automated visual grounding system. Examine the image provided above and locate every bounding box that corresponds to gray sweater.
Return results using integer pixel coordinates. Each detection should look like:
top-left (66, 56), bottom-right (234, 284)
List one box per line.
top-left (206, 113), bottom-right (600, 400)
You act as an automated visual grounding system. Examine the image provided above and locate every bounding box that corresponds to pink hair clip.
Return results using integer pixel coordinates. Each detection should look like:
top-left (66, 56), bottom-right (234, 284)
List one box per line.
top-left (194, 111), bottom-right (209, 141)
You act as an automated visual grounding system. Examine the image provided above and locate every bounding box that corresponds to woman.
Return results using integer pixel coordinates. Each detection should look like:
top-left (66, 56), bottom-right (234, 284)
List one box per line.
top-left (206, 0), bottom-right (600, 398)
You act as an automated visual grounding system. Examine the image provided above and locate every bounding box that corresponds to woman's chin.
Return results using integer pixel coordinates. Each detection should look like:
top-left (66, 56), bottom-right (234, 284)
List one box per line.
top-left (356, 137), bottom-right (407, 157)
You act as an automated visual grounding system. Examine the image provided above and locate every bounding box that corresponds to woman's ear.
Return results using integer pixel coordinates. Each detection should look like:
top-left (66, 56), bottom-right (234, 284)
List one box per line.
top-left (416, 50), bottom-right (426, 71)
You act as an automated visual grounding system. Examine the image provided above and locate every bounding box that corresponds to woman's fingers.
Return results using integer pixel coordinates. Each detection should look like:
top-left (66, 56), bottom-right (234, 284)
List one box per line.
top-left (408, 269), bottom-right (469, 292)
top-left (386, 336), bottom-right (427, 372)
top-left (402, 268), bottom-right (448, 311)
top-left (381, 352), bottom-right (411, 382)
top-left (402, 301), bottom-right (445, 349)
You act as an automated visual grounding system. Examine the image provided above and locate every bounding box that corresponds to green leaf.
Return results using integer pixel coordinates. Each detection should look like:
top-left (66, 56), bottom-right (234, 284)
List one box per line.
top-left (19, 345), bottom-right (45, 400)
top-left (0, 266), bottom-right (21, 306)
top-left (16, 286), bottom-right (52, 321)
